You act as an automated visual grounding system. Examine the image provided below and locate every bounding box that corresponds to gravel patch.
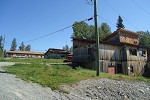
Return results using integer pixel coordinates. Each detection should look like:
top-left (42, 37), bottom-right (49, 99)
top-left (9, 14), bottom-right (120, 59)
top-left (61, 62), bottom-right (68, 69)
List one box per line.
top-left (1, 62), bottom-right (150, 100)
top-left (61, 79), bottom-right (150, 100)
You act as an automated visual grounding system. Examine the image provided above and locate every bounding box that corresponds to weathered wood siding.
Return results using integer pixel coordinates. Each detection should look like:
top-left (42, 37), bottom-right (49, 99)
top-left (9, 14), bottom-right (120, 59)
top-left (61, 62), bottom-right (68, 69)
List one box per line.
top-left (119, 32), bottom-right (139, 45)
top-left (126, 61), bottom-right (147, 76)
top-left (72, 47), bottom-right (94, 62)
top-left (99, 44), bottom-right (121, 61)
top-left (126, 46), bottom-right (147, 61)
top-left (106, 34), bottom-right (120, 43)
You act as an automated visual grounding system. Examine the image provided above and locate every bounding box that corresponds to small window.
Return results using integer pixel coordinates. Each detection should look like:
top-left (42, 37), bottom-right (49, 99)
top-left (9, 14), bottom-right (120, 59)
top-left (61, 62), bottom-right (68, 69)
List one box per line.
top-left (139, 50), bottom-right (146, 57)
top-left (129, 49), bottom-right (137, 56)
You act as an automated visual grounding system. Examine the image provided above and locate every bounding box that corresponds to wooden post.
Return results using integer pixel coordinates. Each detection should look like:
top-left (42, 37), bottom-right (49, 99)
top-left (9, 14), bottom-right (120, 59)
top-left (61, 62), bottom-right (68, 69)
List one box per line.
top-left (94, 0), bottom-right (100, 76)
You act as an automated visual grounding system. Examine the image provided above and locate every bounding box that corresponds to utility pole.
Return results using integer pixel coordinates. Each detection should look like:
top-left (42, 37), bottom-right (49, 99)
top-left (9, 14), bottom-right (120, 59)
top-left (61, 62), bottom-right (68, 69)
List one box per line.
top-left (94, 0), bottom-right (100, 76)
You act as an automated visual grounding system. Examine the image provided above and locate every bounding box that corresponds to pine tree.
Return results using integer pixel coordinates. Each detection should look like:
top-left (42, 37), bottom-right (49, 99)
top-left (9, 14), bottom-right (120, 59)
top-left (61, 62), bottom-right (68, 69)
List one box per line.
top-left (0, 36), bottom-right (3, 50)
top-left (19, 42), bottom-right (25, 51)
top-left (116, 15), bottom-right (125, 30)
top-left (25, 45), bottom-right (31, 51)
top-left (10, 38), bottom-right (17, 51)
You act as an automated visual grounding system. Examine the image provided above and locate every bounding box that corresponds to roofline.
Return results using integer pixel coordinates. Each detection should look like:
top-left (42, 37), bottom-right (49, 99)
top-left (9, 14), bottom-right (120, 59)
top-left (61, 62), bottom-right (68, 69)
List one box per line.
top-left (72, 38), bottom-right (96, 43)
top-left (45, 48), bottom-right (71, 55)
top-left (6, 51), bottom-right (44, 55)
top-left (103, 29), bottom-right (140, 41)
top-left (73, 38), bottom-right (149, 49)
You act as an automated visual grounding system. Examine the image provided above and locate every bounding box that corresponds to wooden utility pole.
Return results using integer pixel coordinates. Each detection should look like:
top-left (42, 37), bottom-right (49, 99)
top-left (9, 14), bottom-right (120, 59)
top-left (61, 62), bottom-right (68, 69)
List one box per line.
top-left (94, 0), bottom-right (100, 76)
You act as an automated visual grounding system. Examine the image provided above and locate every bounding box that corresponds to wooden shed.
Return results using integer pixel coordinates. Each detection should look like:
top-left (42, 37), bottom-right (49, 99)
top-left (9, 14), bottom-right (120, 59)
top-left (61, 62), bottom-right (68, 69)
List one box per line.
top-left (72, 29), bottom-right (150, 76)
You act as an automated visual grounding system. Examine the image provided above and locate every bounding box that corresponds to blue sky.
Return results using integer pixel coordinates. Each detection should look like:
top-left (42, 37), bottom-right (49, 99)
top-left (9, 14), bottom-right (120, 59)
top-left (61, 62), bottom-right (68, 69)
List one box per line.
top-left (0, 0), bottom-right (150, 52)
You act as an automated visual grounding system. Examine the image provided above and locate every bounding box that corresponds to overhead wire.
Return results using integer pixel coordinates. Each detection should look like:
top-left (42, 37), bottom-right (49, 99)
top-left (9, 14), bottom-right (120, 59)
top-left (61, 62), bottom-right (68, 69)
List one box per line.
top-left (23, 17), bottom-right (94, 43)
top-left (98, 15), bottom-right (116, 28)
top-left (132, 0), bottom-right (150, 17)
top-left (103, 0), bottom-right (140, 30)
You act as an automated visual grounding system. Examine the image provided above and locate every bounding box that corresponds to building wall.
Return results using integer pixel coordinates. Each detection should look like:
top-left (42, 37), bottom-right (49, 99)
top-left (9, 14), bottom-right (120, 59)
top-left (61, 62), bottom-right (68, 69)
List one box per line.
top-left (7, 53), bottom-right (44, 58)
top-left (119, 32), bottom-right (139, 45)
top-left (73, 42), bottom-right (148, 76)
top-left (44, 52), bottom-right (67, 59)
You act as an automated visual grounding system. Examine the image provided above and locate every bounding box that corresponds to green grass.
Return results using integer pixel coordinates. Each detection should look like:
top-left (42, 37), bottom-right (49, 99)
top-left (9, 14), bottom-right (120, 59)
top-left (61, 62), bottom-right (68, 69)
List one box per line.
top-left (3, 63), bottom-right (150, 90)
top-left (0, 58), bottom-right (65, 63)
top-left (3, 64), bottom-right (96, 89)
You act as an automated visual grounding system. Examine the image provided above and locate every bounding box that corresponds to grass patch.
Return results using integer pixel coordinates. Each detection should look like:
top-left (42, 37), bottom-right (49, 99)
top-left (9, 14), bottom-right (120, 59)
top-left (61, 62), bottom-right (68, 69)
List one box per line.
top-left (4, 64), bottom-right (96, 89)
top-left (0, 58), bottom-right (65, 63)
top-left (3, 64), bottom-right (150, 90)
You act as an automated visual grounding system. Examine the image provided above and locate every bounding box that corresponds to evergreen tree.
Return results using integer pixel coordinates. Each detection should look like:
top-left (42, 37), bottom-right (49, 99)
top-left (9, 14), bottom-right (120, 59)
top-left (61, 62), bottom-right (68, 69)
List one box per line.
top-left (19, 42), bottom-right (25, 51)
top-left (64, 45), bottom-right (69, 52)
top-left (69, 46), bottom-right (73, 53)
top-left (0, 36), bottom-right (3, 50)
top-left (10, 38), bottom-right (17, 51)
top-left (116, 15), bottom-right (125, 30)
top-left (25, 45), bottom-right (31, 51)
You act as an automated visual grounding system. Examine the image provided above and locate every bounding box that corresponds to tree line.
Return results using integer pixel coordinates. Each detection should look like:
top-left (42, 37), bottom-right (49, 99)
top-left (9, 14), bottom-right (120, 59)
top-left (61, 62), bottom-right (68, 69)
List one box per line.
top-left (72, 15), bottom-right (150, 47)
top-left (10, 38), bottom-right (31, 51)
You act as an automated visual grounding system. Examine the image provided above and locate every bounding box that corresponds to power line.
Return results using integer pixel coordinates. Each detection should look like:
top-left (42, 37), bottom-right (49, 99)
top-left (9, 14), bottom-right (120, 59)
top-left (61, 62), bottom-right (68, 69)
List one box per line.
top-left (23, 17), bottom-right (93, 43)
top-left (132, 0), bottom-right (150, 17)
top-left (98, 15), bottom-right (116, 27)
top-left (24, 25), bottom-right (72, 43)
top-left (86, 0), bottom-right (94, 5)
top-left (103, 0), bottom-right (139, 30)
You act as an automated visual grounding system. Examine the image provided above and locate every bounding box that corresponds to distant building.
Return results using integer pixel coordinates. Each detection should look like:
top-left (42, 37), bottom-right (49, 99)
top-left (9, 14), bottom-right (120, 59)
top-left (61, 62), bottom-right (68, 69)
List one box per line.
top-left (72, 29), bottom-right (150, 76)
top-left (44, 48), bottom-right (70, 59)
top-left (6, 51), bottom-right (44, 58)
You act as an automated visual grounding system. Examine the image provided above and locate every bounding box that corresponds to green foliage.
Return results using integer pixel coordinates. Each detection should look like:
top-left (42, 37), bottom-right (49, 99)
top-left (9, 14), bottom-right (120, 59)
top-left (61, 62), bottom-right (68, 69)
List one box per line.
top-left (72, 21), bottom-right (111, 40)
top-left (10, 38), bottom-right (17, 51)
top-left (137, 31), bottom-right (150, 46)
top-left (25, 44), bottom-right (31, 51)
top-left (4, 64), bottom-right (150, 90)
top-left (116, 15), bottom-right (125, 30)
top-left (99, 23), bottom-right (111, 41)
top-left (19, 42), bottom-right (25, 51)
top-left (63, 45), bottom-right (69, 52)
top-left (4, 64), bottom-right (96, 89)
top-left (0, 50), bottom-right (3, 57)
top-left (72, 21), bottom-right (92, 39)
top-left (0, 36), bottom-right (3, 50)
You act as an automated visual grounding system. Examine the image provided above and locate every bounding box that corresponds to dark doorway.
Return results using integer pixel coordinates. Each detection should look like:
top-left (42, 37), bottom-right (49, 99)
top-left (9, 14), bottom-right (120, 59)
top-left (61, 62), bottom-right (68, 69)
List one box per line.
top-left (116, 64), bottom-right (122, 74)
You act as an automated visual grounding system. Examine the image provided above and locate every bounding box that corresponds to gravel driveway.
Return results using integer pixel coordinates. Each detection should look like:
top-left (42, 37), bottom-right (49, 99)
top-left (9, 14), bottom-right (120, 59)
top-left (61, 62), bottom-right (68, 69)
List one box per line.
top-left (0, 62), bottom-right (150, 100)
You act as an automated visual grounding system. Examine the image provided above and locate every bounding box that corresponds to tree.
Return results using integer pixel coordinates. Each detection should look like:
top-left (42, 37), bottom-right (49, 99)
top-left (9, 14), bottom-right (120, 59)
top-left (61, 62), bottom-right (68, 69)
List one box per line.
top-left (72, 21), bottom-right (92, 39)
top-left (137, 31), bottom-right (150, 46)
top-left (25, 45), bottom-right (31, 51)
top-left (10, 38), bottom-right (17, 51)
top-left (72, 21), bottom-right (111, 40)
top-left (69, 46), bottom-right (73, 53)
top-left (63, 45), bottom-right (69, 52)
top-left (0, 36), bottom-right (3, 50)
top-left (19, 42), bottom-right (25, 51)
top-left (116, 15), bottom-right (125, 30)
top-left (99, 23), bottom-right (111, 41)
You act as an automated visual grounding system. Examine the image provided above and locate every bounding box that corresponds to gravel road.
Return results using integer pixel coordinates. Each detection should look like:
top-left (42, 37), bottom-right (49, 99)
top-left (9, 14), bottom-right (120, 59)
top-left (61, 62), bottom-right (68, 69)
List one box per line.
top-left (0, 62), bottom-right (150, 100)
